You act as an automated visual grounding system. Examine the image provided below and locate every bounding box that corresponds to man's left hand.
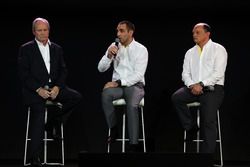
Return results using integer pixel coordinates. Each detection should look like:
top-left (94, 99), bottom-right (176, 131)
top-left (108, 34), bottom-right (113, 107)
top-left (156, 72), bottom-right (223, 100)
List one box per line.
top-left (49, 86), bottom-right (60, 100)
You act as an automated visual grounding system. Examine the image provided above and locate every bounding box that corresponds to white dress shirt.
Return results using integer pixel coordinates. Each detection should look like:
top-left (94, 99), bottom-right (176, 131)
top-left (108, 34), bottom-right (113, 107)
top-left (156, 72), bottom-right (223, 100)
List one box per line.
top-left (182, 39), bottom-right (228, 87)
top-left (98, 39), bottom-right (148, 87)
top-left (35, 38), bottom-right (51, 74)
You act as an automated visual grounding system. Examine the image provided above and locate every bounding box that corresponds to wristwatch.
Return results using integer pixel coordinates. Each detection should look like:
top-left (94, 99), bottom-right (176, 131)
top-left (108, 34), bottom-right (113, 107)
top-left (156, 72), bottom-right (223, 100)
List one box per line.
top-left (199, 81), bottom-right (204, 88)
top-left (116, 80), bottom-right (121, 87)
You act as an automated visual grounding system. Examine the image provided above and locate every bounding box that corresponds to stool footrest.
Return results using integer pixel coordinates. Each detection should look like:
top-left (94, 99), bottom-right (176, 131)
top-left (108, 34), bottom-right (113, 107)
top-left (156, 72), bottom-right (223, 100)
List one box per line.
top-left (43, 162), bottom-right (64, 166)
top-left (27, 138), bottom-right (63, 141)
top-left (115, 139), bottom-right (145, 141)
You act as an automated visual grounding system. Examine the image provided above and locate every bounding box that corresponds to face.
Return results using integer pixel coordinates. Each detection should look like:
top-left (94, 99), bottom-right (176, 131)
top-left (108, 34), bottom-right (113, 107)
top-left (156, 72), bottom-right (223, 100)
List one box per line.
top-left (116, 23), bottom-right (133, 46)
top-left (33, 20), bottom-right (49, 45)
top-left (192, 25), bottom-right (210, 46)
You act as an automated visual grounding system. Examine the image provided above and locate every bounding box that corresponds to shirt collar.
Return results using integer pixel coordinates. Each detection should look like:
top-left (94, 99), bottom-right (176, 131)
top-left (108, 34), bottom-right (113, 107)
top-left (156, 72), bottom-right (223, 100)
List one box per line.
top-left (203, 39), bottom-right (212, 49)
top-left (195, 39), bottom-right (212, 51)
top-left (121, 38), bottom-right (135, 49)
top-left (35, 38), bottom-right (51, 46)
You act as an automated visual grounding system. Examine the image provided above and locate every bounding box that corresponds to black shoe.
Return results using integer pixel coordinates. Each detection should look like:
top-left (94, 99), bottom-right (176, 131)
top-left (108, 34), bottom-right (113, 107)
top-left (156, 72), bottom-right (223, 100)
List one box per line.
top-left (107, 126), bottom-right (118, 144)
top-left (185, 125), bottom-right (199, 142)
top-left (30, 157), bottom-right (42, 167)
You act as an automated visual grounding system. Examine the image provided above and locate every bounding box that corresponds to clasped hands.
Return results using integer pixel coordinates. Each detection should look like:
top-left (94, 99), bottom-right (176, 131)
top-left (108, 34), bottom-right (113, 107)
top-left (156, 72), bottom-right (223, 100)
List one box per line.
top-left (189, 83), bottom-right (203, 95)
top-left (37, 86), bottom-right (60, 100)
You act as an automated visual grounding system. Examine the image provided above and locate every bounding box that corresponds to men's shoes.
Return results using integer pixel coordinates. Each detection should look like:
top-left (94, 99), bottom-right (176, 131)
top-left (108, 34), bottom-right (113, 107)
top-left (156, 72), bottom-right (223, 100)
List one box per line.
top-left (185, 125), bottom-right (199, 142)
top-left (107, 126), bottom-right (118, 144)
top-left (30, 157), bottom-right (42, 167)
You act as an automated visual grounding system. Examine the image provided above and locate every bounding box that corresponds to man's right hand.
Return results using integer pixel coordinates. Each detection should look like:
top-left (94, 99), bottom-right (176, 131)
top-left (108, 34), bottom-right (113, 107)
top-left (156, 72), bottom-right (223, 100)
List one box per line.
top-left (37, 88), bottom-right (51, 99)
top-left (103, 81), bottom-right (119, 90)
top-left (189, 83), bottom-right (203, 95)
top-left (107, 45), bottom-right (118, 59)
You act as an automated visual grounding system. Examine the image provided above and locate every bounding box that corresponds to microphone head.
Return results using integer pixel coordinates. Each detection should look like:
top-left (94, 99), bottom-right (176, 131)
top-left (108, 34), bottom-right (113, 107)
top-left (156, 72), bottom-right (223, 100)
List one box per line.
top-left (115, 38), bottom-right (120, 46)
top-left (44, 85), bottom-right (49, 90)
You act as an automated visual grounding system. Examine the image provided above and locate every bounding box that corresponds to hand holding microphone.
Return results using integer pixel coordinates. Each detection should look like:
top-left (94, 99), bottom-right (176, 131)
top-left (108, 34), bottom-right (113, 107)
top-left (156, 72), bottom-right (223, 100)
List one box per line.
top-left (107, 38), bottom-right (120, 59)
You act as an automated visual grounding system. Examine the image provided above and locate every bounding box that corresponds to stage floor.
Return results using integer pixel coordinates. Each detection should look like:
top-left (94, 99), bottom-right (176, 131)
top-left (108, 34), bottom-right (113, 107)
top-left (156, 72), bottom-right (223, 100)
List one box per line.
top-left (1, 152), bottom-right (250, 167)
top-left (0, 161), bottom-right (249, 167)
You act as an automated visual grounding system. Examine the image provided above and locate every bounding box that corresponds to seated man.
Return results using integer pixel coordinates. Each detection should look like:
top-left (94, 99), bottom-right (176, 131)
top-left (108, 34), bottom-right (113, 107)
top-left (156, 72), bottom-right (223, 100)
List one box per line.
top-left (98, 20), bottom-right (148, 152)
top-left (18, 17), bottom-right (82, 167)
top-left (171, 23), bottom-right (227, 154)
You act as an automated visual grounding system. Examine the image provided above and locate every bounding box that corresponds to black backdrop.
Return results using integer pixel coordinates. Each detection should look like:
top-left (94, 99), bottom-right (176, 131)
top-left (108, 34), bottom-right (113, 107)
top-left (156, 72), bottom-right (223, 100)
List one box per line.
top-left (1, 0), bottom-right (250, 162)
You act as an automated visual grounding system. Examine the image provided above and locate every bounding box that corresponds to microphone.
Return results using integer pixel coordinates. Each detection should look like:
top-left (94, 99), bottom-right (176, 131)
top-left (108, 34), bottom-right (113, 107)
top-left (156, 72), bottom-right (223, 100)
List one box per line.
top-left (44, 85), bottom-right (49, 91)
top-left (114, 38), bottom-right (119, 58)
top-left (115, 38), bottom-right (120, 47)
top-left (204, 85), bottom-right (215, 92)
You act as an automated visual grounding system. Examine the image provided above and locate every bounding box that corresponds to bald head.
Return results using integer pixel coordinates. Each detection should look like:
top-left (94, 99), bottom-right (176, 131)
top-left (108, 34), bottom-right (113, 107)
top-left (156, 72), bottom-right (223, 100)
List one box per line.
top-left (192, 23), bottom-right (211, 48)
top-left (194, 23), bottom-right (211, 33)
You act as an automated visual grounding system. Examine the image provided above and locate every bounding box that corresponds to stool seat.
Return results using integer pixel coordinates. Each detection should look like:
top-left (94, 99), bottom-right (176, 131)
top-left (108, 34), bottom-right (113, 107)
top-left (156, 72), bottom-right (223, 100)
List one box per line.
top-left (113, 98), bottom-right (144, 106)
top-left (108, 98), bottom-right (146, 153)
top-left (45, 100), bottom-right (63, 108)
top-left (187, 102), bottom-right (200, 107)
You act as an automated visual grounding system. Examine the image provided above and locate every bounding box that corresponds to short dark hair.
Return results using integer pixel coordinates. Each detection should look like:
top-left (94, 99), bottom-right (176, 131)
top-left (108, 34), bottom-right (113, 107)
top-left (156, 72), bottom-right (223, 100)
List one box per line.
top-left (203, 23), bottom-right (211, 33)
top-left (118, 20), bottom-right (135, 32)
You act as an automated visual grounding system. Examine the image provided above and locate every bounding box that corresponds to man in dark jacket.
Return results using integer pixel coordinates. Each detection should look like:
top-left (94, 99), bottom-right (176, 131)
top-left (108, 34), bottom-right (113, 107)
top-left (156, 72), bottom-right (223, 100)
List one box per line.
top-left (18, 17), bottom-right (82, 167)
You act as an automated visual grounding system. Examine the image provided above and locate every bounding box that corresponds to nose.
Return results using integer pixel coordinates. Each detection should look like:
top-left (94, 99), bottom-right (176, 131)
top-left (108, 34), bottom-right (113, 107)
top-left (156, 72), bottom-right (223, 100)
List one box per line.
top-left (117, 31), bottom-right (121, 36)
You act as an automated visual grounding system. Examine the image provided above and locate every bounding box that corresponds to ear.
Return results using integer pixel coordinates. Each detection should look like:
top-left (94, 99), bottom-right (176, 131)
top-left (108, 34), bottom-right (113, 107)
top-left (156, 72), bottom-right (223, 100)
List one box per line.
top-left (129, 30), bottom-right (134, 37)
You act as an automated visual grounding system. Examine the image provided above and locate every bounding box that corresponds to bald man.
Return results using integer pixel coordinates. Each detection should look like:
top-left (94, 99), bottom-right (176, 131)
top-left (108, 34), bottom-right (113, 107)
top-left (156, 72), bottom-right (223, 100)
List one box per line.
top-left (172, 23), bottom-right (227, 154)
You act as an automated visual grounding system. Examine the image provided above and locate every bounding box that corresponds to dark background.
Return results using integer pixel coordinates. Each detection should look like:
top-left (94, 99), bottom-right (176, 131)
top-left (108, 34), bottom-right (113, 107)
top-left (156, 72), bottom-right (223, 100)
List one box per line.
top-left (1, 0), bottom-right (250, 162)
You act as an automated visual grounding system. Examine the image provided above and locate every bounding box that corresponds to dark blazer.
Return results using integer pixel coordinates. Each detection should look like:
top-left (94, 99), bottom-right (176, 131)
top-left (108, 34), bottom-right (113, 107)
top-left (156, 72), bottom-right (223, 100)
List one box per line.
top-left (18, 40), bottom-right (68, 105)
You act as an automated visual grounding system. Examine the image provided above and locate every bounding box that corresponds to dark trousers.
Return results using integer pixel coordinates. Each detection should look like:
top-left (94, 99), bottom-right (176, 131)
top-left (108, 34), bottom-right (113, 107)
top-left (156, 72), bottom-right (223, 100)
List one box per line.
top-left (171, 85), bottom-right (224, 153)
top-left (28, 86), bottom-right (82, 159)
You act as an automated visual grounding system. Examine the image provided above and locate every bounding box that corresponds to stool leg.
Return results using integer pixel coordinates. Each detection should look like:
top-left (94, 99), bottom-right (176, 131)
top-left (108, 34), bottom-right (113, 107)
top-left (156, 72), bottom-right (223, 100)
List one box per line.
top-left (196, 109), bottom-right (200, 153)
top-left (183, 130), bottom-right (187, 153)
top-left (24, 108), bottom-right (31, 166)
top-left (61, 123), bottom-right (65, 165)
top-left (217, 110), bottom-right (223, 167)
top-left (44, 108), bottom-right (48, 165)
top-left (122, 113), bottom-right (126, 153)
top-left (140, 106), bottom-right (146, 152)
top-left (107, 129), bottom-right (111, 153)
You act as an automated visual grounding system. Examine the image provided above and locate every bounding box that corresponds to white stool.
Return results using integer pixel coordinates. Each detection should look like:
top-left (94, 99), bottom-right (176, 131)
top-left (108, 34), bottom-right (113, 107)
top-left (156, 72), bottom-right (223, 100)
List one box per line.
top-left (184, 102), bottom-right (223, 167)
top-left (24, 100), bottom-right (65, 166)
top-left (107, 98), bottom-right (146, 153)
